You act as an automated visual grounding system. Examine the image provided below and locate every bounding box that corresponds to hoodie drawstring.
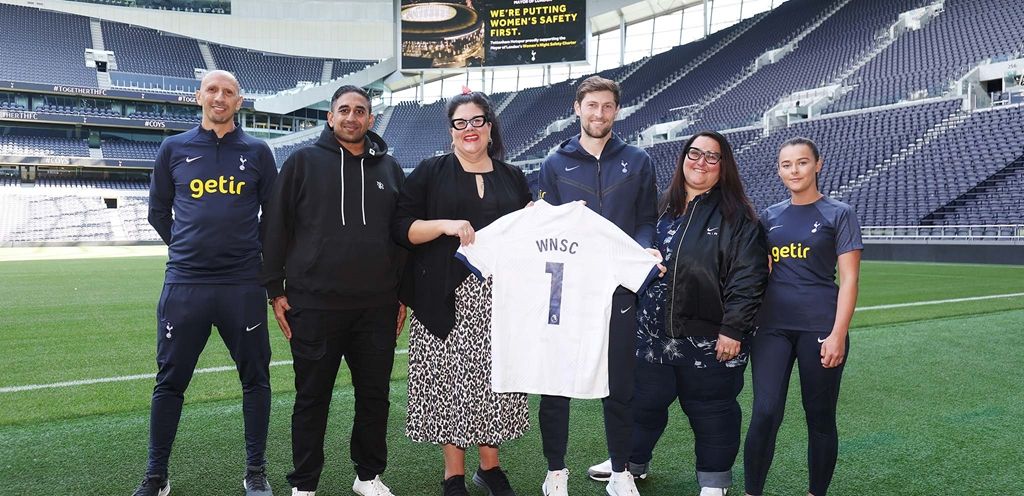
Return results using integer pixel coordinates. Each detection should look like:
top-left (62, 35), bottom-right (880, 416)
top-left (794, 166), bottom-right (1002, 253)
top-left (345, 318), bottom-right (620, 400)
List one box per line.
top-left (339, 150), bottom-right (347, 226)
top-left (360, 158), bottom-right (367, 226)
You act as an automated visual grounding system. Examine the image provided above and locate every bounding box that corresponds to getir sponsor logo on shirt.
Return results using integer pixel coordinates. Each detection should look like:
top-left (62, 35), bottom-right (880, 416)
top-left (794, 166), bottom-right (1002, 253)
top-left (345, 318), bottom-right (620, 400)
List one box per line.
top-left (771, 242), bottom-right (810, 263)
top-left (190, 175), bottom-right (246, 198)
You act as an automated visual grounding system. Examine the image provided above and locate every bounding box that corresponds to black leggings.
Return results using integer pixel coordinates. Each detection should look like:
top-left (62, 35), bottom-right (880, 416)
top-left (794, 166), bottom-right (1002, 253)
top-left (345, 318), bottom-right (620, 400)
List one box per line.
top-left (743, 327), bottom-right (849, 496)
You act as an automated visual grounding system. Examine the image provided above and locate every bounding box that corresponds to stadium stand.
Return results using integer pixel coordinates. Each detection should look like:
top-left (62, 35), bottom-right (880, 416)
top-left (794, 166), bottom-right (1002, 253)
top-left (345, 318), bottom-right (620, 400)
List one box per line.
top-left (101, 22), bottom-right (206, 79)
top-left (924, 157), bottom-right (1024, 226)
top-left (727, 99), bottom-right (964, 213)
top-left (0, 134), bottom-right (91, 157)
top-left (380, 99), bottom-right (451, 169)
top-left (831, 0), bottom-right (1024, 112)
top-left (0, 4), bottom-right (95, 87)
top-left (0, 4), bottom-right (375, 96)
top-left (102, 138), bottom-right (161, 160)
top-left (208, 44), bottom-right (325, 94)
top-left (687, 0), bottom-right (933, 131)
top-left (3, 0), bottom-right (1023, 247)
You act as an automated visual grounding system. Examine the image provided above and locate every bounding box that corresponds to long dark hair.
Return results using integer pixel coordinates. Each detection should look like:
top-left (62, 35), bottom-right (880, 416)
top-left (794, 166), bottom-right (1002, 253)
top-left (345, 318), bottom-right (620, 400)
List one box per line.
top-left (659, 130), bottom-right (756, 223)
top-left (446, 91), bottom-right (506, 161)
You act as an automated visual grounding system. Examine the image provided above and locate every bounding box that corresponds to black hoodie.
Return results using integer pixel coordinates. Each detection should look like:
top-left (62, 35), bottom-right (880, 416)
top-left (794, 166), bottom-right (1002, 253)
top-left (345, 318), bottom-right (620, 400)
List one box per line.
top-left (262, 124), bottom-right (406, 310)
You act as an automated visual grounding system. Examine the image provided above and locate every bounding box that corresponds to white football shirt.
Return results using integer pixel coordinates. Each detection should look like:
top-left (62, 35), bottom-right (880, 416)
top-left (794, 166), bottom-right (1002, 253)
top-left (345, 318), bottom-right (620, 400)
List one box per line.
top-left (456, 200), bottom-right (659, 399)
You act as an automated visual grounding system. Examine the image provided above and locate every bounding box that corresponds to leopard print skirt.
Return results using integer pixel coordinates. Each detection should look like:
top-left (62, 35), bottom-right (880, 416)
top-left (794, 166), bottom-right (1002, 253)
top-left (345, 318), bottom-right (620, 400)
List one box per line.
top-left (406, 276), bottom-right (529, 448)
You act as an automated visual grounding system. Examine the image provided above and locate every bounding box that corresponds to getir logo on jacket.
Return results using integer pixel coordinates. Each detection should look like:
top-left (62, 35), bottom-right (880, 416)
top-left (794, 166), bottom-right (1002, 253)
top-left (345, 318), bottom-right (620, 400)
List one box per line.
top-left (190, 175), bottom-right (246, 198)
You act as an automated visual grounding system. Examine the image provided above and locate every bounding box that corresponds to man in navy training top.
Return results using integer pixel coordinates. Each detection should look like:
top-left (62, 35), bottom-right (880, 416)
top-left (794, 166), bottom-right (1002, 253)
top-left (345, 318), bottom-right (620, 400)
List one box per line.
top-left (536, 75), bottom-right (661, 496)
top-left (134, 70), bottom-right (278, 496)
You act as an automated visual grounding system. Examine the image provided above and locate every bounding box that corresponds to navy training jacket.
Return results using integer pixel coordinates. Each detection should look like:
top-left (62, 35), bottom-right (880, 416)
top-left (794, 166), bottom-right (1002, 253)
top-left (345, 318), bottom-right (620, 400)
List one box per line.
top-left (538, 133), bottom-right (657, 248)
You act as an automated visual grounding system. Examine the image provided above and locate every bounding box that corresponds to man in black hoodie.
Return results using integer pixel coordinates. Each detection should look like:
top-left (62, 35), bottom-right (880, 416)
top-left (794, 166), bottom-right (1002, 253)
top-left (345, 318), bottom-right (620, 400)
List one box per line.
top-left (262, 85), bottom-right (406, 496)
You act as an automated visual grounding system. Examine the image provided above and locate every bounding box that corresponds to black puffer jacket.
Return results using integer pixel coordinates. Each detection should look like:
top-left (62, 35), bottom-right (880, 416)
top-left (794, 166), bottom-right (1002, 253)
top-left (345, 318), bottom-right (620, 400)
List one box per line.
top-left (665, 187), bottom-right (769, 341)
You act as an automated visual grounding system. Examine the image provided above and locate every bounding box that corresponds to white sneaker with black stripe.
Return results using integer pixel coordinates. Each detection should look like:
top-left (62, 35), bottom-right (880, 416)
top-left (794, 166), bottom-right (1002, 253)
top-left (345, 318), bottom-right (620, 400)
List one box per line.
top-left (587, 459), bottom-right (649, 482)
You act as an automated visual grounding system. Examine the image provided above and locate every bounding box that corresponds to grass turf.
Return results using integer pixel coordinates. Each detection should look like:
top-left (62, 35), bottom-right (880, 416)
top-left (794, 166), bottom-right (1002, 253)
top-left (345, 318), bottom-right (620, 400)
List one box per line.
top-left (0, 257), bottom-right (1022, 494)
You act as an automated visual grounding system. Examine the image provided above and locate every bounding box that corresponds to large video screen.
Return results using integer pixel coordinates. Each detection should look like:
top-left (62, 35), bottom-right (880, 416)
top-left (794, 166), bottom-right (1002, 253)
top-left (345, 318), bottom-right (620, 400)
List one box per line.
top-left (400, 0), bottom-right (586, 70)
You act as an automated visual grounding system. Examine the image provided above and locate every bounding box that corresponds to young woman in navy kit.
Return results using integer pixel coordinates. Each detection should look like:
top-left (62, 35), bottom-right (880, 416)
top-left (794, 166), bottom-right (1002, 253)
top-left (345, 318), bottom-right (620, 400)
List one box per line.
top-left (743, 137), bottom-right (863, 496)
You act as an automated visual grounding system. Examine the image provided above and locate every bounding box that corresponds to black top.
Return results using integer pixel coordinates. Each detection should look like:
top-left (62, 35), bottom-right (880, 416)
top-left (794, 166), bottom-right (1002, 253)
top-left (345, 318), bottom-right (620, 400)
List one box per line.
top-left (393, 153), bottom-right (532, 339)
top-left (261, 124), bottom-right (406, 310)
top-left (457, 167), bottom-right (501, 230)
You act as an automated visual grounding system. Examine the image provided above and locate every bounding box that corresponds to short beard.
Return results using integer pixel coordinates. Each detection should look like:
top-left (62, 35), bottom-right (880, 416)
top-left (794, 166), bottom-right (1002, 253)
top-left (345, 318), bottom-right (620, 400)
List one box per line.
top-left (582, 122), bottom-right (611, 140)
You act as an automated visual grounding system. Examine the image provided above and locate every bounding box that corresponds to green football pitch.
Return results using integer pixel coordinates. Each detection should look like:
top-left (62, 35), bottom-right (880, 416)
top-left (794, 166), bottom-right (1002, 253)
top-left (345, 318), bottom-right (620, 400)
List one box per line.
top-left (0, 256), bottom-right (1022, 495)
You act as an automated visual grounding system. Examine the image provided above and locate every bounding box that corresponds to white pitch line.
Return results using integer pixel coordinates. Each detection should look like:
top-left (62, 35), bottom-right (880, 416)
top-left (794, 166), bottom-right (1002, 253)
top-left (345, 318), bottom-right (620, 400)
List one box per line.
top-left (5, 292), bottom-right (1024, 394)
top-left (0, 349), bottom-right (409, 394)
top-left (855, 292), bottom-right (1024, 311)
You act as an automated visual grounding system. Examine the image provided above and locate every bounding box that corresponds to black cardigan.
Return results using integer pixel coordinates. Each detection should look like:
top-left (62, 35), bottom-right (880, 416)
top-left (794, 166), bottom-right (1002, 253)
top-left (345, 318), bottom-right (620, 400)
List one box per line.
top-left (392, 153), bottom-right (532, 339)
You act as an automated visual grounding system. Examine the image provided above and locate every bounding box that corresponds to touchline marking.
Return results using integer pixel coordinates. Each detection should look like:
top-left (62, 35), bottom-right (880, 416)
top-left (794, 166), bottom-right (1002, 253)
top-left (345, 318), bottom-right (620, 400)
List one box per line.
top-left (5, 293), bottom-right (1024, 394)
top-left (0, 349), bottom-right (410, 394)
top-left (855, 292), bottom-right (1024, 311)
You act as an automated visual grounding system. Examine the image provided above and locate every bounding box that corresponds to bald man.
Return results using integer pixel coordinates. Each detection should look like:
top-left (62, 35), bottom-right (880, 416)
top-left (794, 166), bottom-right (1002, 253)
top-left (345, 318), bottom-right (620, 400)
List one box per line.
top-left (135, 70), bottom-right (278, 496)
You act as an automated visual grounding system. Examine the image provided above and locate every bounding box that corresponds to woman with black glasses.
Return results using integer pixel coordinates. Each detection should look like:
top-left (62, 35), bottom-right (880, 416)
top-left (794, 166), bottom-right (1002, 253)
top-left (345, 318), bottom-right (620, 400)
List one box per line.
top-left (629, 131), bottom-right (768, 496)
top-left (393, 89), bottom-right (532, 496)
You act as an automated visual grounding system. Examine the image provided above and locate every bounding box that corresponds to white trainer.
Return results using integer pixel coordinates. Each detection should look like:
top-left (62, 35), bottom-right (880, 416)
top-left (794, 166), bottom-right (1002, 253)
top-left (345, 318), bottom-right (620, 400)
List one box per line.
top-left (352, 476), bottom-right (395, 496)
top-left (542, 468), bottom-right (569, 496)
top-left (587, 459), bottom-right (614, 481)
top-left (698, 488), bottom-right (727, 496)
top-left (606, 471), bottom-right (640, 496)
top-left (291, 489), bottom-right (315, 496)
top-left (588, 459), bottom-right (649, 481)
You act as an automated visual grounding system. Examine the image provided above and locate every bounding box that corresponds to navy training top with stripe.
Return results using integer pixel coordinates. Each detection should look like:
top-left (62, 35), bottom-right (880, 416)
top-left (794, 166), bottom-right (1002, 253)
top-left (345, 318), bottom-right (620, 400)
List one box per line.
top-left (148, 125), bottom-right (277, 285)
top-left (756, 196), bottom-right (863, 332)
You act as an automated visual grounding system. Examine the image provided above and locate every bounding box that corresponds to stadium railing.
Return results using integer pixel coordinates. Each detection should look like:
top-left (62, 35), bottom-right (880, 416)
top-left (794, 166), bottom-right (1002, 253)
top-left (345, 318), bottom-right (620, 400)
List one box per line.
top-left (862, 225), bottom-right (1024, 242)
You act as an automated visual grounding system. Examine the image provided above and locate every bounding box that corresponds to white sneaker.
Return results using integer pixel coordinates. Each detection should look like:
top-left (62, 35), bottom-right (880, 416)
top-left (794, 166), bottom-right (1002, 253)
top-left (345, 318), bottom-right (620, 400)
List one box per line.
top-left (698, 488), bottom-right (726, 496)
top-left (352, 476), bottom-right (395, 496)
top-left (587, 459), bottom-right (614, 481)
top-left (606, 471), bottom-right (640, 496)
top-left (542, 469), bottom-right (569, 496)
top-left (291, 489), bottom-right (315, 496)
top-left (588, 459), bottom-right (649, 481)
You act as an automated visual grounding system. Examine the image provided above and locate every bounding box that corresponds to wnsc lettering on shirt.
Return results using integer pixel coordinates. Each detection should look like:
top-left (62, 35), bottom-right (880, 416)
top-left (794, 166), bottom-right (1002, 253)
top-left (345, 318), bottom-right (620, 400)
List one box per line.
top-left (536, 238), bottom-right (579, 254)
top-left (189, 176), bottom-right (246, 198)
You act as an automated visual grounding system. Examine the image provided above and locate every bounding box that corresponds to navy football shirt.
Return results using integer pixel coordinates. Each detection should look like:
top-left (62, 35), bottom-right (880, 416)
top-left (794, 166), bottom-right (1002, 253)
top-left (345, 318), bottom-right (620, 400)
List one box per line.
top-left (756, 196), bottom-right (863, 332)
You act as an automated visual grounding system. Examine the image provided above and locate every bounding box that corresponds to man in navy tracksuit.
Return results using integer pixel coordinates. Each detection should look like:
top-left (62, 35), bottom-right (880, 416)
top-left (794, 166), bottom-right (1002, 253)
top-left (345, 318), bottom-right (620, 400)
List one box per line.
top-left (135, 70), bottom-right (277, 496)
top-left (537, 76), bottom-right (660, 496)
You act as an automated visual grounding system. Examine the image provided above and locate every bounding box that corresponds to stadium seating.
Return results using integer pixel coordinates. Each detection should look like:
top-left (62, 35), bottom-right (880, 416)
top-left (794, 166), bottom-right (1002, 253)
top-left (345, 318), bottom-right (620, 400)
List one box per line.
top-left (841, 104), bottom-right (1024, 225)
top-left (102, 138), bottom-right (162, 160)
top-left (831, 0), bottom-right (1024, 112)
top-left (924, 157), bottom-right (1024, 226)
top-left (102, 22), bottom-right (206, 79)
top-left (688, 0), bottom-right (932, 131)
top-left (3, 0), bottom-right (1023, 246)
top-left (380, 99), bottom-right (451, 169)
top-left (0, 4), bottom-right (95, 87)
top-left (0, 135), bottom-right (91, 157)
top-left (209, 45), bottom-right (377, 94)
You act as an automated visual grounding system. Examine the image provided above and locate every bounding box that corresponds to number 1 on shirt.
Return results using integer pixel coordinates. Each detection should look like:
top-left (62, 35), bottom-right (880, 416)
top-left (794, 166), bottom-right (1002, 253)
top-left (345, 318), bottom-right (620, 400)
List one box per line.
top-left (546, 261), bottom-right (563, 325)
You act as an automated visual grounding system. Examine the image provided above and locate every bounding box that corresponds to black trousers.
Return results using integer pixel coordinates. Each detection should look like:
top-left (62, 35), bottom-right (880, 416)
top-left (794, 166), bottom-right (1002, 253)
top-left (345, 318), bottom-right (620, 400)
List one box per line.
top-left (539, 288), bottom-right (636, 472)
top-left (148, 283), bottom-right (271, 476)
top-left (286, 305), bottom-right (398, 491)
top-left (631, 355), bottom-right (746, 488)
top-left (744, 328), bottom-right (848, 496)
